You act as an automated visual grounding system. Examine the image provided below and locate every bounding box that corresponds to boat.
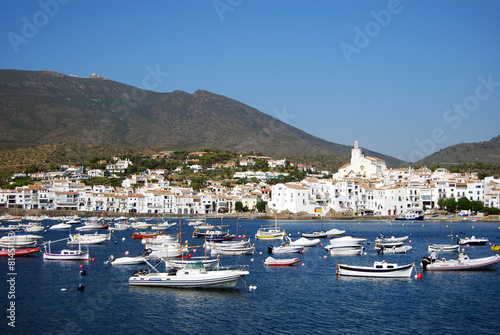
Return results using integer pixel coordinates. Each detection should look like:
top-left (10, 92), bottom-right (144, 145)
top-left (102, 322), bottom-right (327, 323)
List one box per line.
top-left (263, 256), bottom-right (300, 266)
top-left (328, 236), bottom-right (367, 248)
top-left (377, 245), bottom-right (413, 254)
top-left (428, 244), bottom-right (460, 253)
top-left (374, 241), bottom-right (404, 250)
top-left (336, 261), bottom-right (415, 278)
top-left (0, 234), bottom-right (41, 248)
top-left (132, 231), bottom-right (158, 240)
top-left (164, 257), bottom-right (220, 269)
top-left (492, 245), bottom-right (500, 252)
top-left (302, 231), bottom-right (328, 238)
top-left (0, 247), bottom-right (40, 257)
top-left (375, 234), bottom-right (409, 243)
top-left (50, 222), bottom-right (72, 230)
top-left (422, 252), bottom-right (500, 271)
top-left (141, 234), bottom-right (179, 245)
top-left (326, 245), bottom-right (364, 256)
top-left (395, 212), bottom-right (424, 221)
top-left (457, 235), bottom-right (489, 246)
top-left (211, 244), bottom-right (255, 256)
top-left (76, 219), bottom-right (108, 231)
top-left (22, 223), bottom-right (45, 233)
top-left (67, 233), bottom-right (108, 245)
top-left (267, 236), bottom-right (304, 254)
top-left (131, 221), bottom-right (153, 229)
top-left (193, 227), bottom-right (235, 241)
top-left (128, 260), bottom-right (249, 288)
top-left (43, 239), bottom-right (89, 261)
top-left (255, 219), bottom-right (286, 240)
top-left (145, 243), bottom-right (189, 259)
top-left (288, 237), bottom-right (320, 247)
top-left (105, 254), bottom-right (148, 265)
top-left (325, 228), bottom-right (346, 237)
top-left (187, 218), bottom-right (207, 226)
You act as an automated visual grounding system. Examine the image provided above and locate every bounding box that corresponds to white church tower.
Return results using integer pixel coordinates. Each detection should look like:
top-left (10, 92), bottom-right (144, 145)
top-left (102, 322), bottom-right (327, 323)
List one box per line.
top-left (351, 140), bottom-right (363, 164)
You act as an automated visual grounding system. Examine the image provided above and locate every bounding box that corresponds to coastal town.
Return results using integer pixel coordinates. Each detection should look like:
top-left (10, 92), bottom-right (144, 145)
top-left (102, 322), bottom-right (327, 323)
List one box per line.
top-left (1, 141), bottom-right (498, 219)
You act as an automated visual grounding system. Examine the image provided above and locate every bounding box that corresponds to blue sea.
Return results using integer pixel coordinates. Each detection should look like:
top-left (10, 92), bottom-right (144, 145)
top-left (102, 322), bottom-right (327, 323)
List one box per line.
top-left (1, 218), bottom-right (500, 335)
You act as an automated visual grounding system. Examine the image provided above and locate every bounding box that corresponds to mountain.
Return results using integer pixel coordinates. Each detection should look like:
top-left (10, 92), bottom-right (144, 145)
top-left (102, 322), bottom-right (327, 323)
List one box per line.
top-left (415, 135), bottom-right (500, 166)
top-left (0, 69), bottom-right (402, 168)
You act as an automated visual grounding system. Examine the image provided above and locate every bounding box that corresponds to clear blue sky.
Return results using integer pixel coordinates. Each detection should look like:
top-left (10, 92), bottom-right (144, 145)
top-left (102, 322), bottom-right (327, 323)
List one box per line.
top-left (1, 0), bottom-right (499, 162)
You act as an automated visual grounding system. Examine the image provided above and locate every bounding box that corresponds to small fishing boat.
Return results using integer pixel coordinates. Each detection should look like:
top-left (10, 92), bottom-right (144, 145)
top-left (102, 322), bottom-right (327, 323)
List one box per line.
top-left (326, 245), bottom-right (364, 256)
top-left (263, 256), bottom-right (300, 266)
top-left (67, 233), bottom-right (108, 245)
top-left (329, 236), bottom-right (367, 248)
top-left (457, 236), bottom-right (489, 246)
top-left (336, 261), bottom-right (415, 278)
top-left (421, 252), bottom-right (500, 271)
top-left (428, 244), bottom-right (460, 253)
top-left (211, 244), bottom-right (255, 256)
top-left (105, 253), bottom-right (148, 266)
top-left (325, 228), bottom-right (346, 237)
top-left (374, 241), bottom-right (404, 250)
top-left (43, 239), bottom-right (89, 261)
top-left (129, 260), bottom-right (249, 288)
top-left (302, 231), bottom-right (328, 238)
top-left (377, 245), bottom-right (413, 254)
top-left (0, 247), bottom-right (40, 257)
top-left (132, 231), bottom-right (158, 240)
top-left (0, 235), bottom-right (41, 248)
top-left (255, 219), bottom-right (285, 240)
top-left (50, 222), bottom-right (72, 230)
top-left (375, 234), bottom-right (409, 243)
top-left (187, 218), bottom-right (207, 226)
top-left (394, 212), bottom-right (424, 221)
top-left (492, 245), bottom-right (500, 252)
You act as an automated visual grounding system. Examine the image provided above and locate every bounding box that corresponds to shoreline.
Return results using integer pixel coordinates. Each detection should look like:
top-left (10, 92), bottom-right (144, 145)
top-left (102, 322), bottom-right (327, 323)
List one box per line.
top-left (1, 208), bottom-right (499, 222)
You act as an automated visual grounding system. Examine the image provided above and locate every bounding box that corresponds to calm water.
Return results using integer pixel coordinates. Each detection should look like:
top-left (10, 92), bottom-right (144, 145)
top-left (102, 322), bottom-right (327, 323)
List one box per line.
top-left (1, 218), bottom-right (500, 335)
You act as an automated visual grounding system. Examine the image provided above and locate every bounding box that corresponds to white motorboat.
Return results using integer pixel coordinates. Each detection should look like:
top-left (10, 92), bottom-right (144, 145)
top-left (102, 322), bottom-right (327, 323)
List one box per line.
top-left (336, 261), bottom-right (415, 278)
top-left (131, 221), bottom-right (153, 229)
top-left (50, 222), bottom-right (72, 230)
top-left (187, 218), bottom-right (207, 226)
top-left (43, 239), bottom-right (89, 261)
top-left (422, 252), bottom-right (500, 271)
top-left (22, 224), bottom-right (45, 233)
top-left (377, 245), bottom-right (413, 254)
top-left (289, 237), bottom-right (320, 247)
top-left (128, 260), bottom-right (249, 288)
top-left (428, 244), bottom-right (460, 253)
top-left (67, 233), bottom-right (108, 245)
top-left (327, 245), bottom-right (364, 256)
top-left (263, 256), bottom-right (300, 266)
top-left (268, 236), bottom-right (304, 254)
top-left (302, 231), bottom-right (327, 238)
top-left (329, 236), bottom-right (367, 248)
top-left (457, 236), bottom-right (489, 246)
top-left (0, 234), bottom-right (41, 248)
top-left (145, 243), bottom-right (189, 259)
top-left (374, 241), bottom-right (404, 250)
top-left (325, 228), bottom-right (346, 237)
top-left (105, 255), bottom-right (147, 265)
top-left (375, 234), bottom-right (409, 243)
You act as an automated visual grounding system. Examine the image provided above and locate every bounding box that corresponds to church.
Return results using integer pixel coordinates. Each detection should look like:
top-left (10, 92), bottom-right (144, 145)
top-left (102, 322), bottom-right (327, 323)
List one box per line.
top-left (335, 141), bottom-right (387, 178)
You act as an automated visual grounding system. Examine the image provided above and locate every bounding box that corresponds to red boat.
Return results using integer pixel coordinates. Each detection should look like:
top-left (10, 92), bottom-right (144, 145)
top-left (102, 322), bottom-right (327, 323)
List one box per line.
top-left (0, 247), bottom-right (41, 257)
top-left (132, 232), bottom-right (158, 240)
top-left (263, 256), bottom-right (300, 266)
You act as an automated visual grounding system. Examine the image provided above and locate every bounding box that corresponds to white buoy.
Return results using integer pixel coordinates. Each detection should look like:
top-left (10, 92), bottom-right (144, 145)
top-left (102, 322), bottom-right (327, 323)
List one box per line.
top-left (61, 288), bottom-right (67, 291)
top-left (125, 251), bottom-right (129, 256)
top-left (122, 237), bottom-right (126, 241)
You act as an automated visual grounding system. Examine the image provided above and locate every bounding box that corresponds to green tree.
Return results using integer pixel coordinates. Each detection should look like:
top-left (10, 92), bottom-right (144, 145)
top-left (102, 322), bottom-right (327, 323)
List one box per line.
top-left (457, 197), bottom-right (471, 211)
top-left (256, 201), bottom-right (267, 213)
top-left (437, 197), bottom-right (448, 210)
top-left (24, 164), bottom-right (38, 174)
top-left (235, 201), bottom-right (244, 212)
top-left (445, 198), bottom-right (457, 212)
top-left (471, 200), bottom-right (484, 213)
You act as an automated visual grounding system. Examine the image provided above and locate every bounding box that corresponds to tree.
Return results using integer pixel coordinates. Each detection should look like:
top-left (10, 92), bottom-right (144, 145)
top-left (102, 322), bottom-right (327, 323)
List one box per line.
top-left (235, 201), bottom-right (243, 212)
top-left (445, 198), bottom-right (457, 212)
top-left (437, 197), bottom-right (448, 210)
top-left (471, 200), bottom-right (484, 213)
top-left (256, 201), bottom-right (267, 213)
top-left (457, 197), bottom-right (471, 211)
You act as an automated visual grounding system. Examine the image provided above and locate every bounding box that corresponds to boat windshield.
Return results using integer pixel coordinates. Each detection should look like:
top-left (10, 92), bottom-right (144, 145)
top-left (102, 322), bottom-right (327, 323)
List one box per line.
top-left (185, 261), bottom-right (204, 269)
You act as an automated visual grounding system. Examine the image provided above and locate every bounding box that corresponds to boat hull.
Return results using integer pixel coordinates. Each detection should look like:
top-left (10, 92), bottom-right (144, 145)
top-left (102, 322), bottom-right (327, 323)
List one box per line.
top-left (422, 254), bottom-right (500, 271)
top-left (337, 262), bottom-right (414, 278)
top-left (264, 257), bottom-right (300, 266)
top-left (0, 247), bottom-right (40, 257)
top-left (128, 270), bottom-right (249, 288)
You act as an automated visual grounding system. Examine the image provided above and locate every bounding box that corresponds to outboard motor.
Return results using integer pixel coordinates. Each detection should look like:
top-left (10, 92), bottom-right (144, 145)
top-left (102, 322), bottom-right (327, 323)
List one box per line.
top-left (422, 257), bottom-right (431, 270)
top-left (267, 245), bottom-right (274, 254)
